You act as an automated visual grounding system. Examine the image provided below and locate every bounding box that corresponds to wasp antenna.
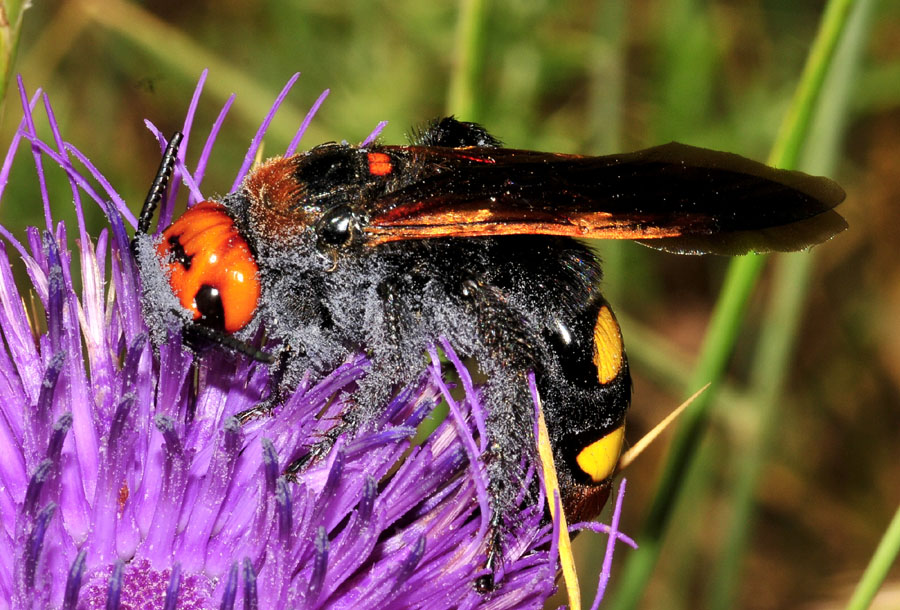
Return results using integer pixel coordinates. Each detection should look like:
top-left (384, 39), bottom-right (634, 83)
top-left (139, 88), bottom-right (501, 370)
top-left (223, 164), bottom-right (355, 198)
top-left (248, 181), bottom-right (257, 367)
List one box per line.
top-left (616, 383), bottom-right (710, 474)
top-left (137, 132), bottom-right (185, 236)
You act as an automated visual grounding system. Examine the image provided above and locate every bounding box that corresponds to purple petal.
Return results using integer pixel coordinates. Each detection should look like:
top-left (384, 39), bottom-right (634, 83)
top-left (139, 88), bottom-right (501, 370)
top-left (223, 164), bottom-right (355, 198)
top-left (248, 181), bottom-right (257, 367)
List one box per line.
top-left (232, 73), bottom-right (301, 191)
top-left (191, 93), bottom-right (236, 206)
top-left (286, 88), bottom-right (330, 157)
top-left (360, 120), bottom-right (388, 147)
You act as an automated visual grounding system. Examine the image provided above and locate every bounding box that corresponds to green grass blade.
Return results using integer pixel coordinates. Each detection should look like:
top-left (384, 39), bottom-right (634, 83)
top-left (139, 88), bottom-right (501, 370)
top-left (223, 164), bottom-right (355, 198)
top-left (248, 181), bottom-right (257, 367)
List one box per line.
top-left (709, 0), bottom-right (871, 606)
top-left (846, 503), bottom-right (900, 610)
top-left (767, 0), bottom-right (860, 169)
top-left (0, 0), bottom-right (27, 106)
top-left (446, 0), bottom-right (487, 121)
top-left (709, 253), bottom-right (815, 610)
top-left (608, 1), bottom-right (859, 608)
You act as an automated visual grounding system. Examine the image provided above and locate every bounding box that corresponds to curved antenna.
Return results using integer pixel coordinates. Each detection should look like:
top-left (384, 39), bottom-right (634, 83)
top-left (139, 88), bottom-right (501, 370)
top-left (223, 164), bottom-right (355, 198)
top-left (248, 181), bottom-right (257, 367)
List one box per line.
top-left (137, 132), bottom-right (184, 236)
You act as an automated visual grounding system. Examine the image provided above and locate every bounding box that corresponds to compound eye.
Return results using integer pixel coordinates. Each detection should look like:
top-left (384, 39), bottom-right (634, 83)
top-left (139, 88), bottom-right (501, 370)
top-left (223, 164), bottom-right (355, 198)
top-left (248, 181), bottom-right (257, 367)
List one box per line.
top-left (194, 284), bottom-right (226, 330)
top-left (318, 205), bottom-right (355, 247)
top-left (157, 201), bottom-right (261, 333)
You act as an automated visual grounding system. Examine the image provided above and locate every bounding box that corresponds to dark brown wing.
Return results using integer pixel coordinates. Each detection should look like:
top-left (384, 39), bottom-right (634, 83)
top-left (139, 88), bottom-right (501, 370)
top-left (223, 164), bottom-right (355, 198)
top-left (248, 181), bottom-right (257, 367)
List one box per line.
top-left (363, 143), bottom-right (846, 255)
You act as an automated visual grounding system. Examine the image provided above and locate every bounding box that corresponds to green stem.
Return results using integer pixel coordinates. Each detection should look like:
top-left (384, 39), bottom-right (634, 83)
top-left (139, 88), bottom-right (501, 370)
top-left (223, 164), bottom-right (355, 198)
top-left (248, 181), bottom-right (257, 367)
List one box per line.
top-left (446, 0), bottom-right (487, 121)
top-left (709, 0), bottom-right (870, 605)
top-left (845, 503), bottom-right (900, 610)
top-left (0, 0), bottom-right (27, 109)
top-left (767, 0), bottom-right (858, 169)
top-left (708, 253), bottom-right (814, 610)
top-left (608, 1), bottom-right (858, 607)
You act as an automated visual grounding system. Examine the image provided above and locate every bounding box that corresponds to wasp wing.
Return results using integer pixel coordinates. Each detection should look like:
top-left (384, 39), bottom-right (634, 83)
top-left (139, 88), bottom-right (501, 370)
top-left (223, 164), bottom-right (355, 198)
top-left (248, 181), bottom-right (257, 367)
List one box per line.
top-left (364, 143), bottom-right (846, 255)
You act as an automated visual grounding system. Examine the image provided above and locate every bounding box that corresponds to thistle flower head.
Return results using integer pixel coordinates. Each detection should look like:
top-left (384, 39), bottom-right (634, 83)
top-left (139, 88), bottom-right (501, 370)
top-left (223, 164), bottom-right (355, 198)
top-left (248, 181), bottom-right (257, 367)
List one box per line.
top-left (0, 72), bottom-right (632, 609)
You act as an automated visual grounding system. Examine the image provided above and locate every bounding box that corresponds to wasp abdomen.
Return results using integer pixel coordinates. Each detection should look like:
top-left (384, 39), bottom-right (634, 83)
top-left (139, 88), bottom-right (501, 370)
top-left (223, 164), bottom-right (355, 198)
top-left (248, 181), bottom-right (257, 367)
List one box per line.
top-left (539, 296), bottom-right (630, 521)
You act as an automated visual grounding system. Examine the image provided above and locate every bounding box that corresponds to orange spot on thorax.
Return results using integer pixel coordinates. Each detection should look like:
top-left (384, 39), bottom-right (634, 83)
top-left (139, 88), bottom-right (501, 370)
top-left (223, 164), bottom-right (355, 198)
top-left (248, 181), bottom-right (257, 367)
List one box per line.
top-left (367, 152), bottom-right (393, 176)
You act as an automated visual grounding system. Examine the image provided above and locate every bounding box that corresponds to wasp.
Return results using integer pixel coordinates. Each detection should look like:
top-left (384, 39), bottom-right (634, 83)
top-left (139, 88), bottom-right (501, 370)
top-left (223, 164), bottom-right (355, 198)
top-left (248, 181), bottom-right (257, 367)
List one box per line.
top-left (134, 116), bottom-right (845, 585)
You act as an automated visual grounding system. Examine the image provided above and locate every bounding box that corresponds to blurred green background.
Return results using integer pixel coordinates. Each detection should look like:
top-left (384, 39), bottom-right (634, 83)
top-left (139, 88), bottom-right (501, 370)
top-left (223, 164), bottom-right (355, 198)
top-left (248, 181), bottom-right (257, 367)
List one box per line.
top-left (0, 1), bottom-right (898, 608)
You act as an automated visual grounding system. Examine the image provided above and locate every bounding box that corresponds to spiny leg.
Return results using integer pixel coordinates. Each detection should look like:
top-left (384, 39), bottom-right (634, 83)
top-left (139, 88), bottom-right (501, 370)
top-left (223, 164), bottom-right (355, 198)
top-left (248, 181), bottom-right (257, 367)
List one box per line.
top-left (183, 323), bottom-right (274, 365)
top-left (234, 345), bottom-right (295, 424)
top-left (456, 274), bottom-right (543, 590)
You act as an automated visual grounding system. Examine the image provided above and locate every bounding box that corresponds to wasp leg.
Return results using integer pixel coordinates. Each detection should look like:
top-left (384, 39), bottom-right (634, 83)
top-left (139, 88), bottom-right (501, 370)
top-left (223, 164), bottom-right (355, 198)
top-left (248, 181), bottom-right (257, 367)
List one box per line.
top-left (284, 275), bottom-right (424, 479)
top-left (233, 345), bottom-right (295, 424)
top-left (283, 418), bottom-right (353, 479)
top-left (182, 322), bottom-right (274, 365)
top-left (474, 510), bottom-right (506, 592)
top-left (454, 273), bottom-right (542, 590)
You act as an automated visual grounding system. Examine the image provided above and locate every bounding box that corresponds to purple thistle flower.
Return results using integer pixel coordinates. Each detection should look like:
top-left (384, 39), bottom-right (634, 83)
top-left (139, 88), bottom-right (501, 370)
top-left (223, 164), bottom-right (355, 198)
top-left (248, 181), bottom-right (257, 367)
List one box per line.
top-left (0, 72), bottom-right (634, 609)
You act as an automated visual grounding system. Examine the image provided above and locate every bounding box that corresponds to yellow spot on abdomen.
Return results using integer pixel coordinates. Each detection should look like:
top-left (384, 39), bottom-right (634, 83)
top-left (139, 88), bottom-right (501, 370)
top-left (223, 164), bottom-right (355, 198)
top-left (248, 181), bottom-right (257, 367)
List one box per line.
top-left (576, 424), bottom-right (625, 483)
top-left (593, 305), bottom-right (624, 384)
